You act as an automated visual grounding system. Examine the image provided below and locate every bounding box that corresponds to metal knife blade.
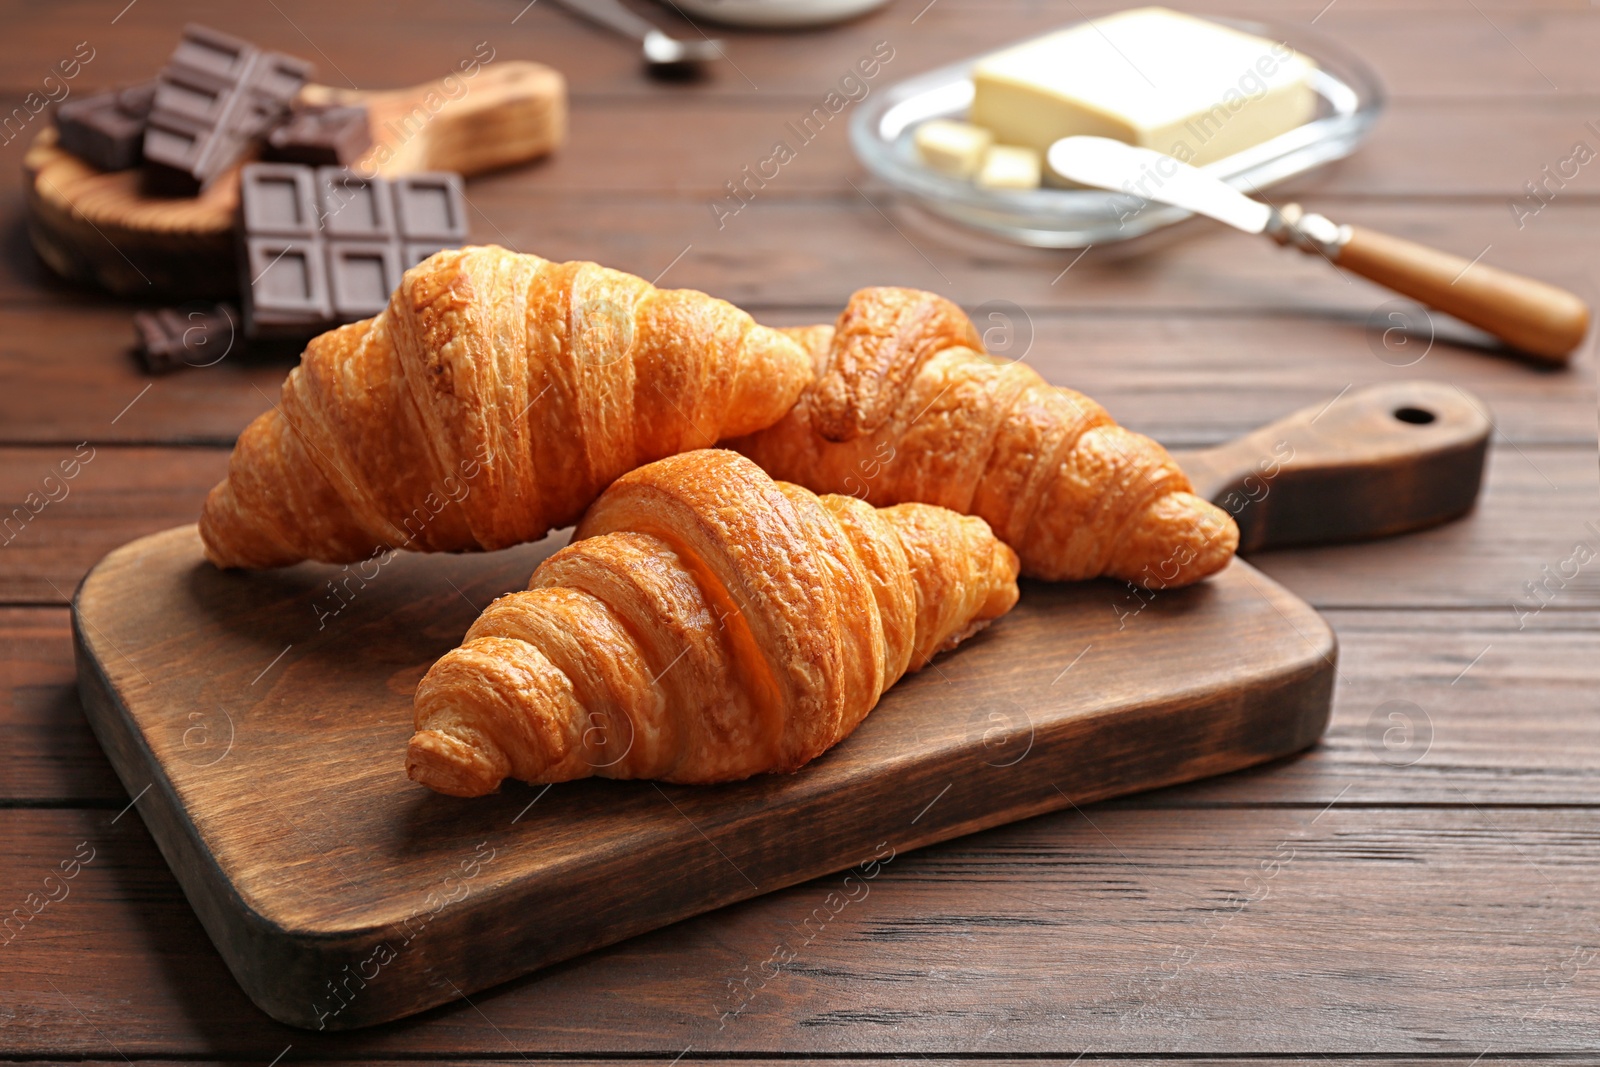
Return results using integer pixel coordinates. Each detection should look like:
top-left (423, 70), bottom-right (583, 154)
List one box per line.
top-left (1047, 136), bottom-right (1274, 235)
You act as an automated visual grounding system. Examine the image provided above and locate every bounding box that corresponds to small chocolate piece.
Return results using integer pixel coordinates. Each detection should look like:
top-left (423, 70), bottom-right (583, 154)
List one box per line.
top-left (237, 162), bottom-right (467, 339)
top-left (143, 24), bottom-right (313, 196)
top-left (264, 104), bottom-right (372, 167)
top-left (133, 303), bottom-right (238, 374)
top-left (54, 81), bottom-right (156, 171)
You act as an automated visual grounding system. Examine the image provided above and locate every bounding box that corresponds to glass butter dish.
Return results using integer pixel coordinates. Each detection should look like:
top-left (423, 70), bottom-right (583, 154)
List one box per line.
top-left (849, 15), bottom-right (1385, 248)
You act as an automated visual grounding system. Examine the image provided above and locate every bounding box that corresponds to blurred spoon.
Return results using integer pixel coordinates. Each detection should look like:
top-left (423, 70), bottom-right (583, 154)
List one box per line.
top-left (545, 0), bottom-right (724, 78)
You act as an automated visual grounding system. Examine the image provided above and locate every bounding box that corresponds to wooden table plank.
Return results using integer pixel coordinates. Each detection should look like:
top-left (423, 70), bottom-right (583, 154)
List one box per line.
top-left (1248, 444), bottom-right (1599, 609)
top-left (502, 96), bottom-right (1600, 200)
top-left (2, 442), bottom-right (1592, 609)
top-left (5, 804), bottom-right (1600, 1055)
top-left (0, 192), bottom-right (1593, 326)
top-left (0, 2), bottom-right (1593, 100)
top-left (441, 195), bottom-right (1600, 317)
top-left (0, 446), bottom-right (228, 605)
top-left (1, 305), bottom-right (1590, 448)
top-left (9, 89), bottom-right (1600, 208)
top-left (0, 1061), bottom-right (1571, 1067)
top-left (0, 1062), bottom-right (1574, 1067)
top-left (0, 608), bottom-right (121, 802)
top-left (1146, 608), bottom-right (1600, 806)
top-left (0, 305), bottom-right (287, 446)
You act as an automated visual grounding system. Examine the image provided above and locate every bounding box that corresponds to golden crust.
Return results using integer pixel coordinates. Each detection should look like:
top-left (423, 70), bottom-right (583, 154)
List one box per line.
top-left (199, 246), bottom-right (813, 569)
top-left (407, 449), bottom-right (1020, 795)
top-left (733, 289), bottom-right (1239, 588)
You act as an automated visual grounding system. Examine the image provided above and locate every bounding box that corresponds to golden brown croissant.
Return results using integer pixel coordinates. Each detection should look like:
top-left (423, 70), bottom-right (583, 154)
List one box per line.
top-left (730, 288), bottom-right (1238, 588)
top-left (200, 245), bottom-right (812, 569)
top-left (407, 449), bottom-right (1019, 795)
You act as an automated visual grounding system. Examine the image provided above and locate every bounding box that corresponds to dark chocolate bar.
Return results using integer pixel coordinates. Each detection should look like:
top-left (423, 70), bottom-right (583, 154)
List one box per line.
top-left (54, 81), bottom-right (155, 171)
top-left (143, 24), bottom-right (313, 196)
top-left (133, 303), bottom-right (238, 374)
top-left (263, 104), bottom-right (372, 167)
top-left (237, 162), bottom-right (468, 338)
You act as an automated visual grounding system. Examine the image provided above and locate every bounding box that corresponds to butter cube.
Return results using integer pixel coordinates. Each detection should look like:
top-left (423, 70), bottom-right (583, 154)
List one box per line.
top-left (976, 145), bottom-right (1041, 190)
top-left (915, 119), bottom-right (994, 178)
top-left (970, 7), bottom-right (1317, 168)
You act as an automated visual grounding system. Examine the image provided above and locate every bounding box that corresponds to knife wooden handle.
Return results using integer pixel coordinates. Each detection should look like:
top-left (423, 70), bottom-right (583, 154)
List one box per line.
top-left (1331, 225), bottom-right (1590, 364)
top-left (1169, 381), bottom-right (1491, 553)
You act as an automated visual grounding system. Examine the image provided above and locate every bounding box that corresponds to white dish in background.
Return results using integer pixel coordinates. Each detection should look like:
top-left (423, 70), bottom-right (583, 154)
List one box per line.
top-left (849, 15), bottom-right (1386, 247)
top-left (671, 0), bottom-right (891, 27)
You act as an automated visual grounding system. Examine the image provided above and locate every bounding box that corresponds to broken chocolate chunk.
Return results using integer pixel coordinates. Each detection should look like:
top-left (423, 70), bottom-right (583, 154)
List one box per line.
top-left (263, 104), bottom-right (372, 167)
top-left (142, 24), bottom-right (313, 196)
top-left (54, 80), bottom-right (156, 171)
top-left (133, 303), bottom-right (238, 374)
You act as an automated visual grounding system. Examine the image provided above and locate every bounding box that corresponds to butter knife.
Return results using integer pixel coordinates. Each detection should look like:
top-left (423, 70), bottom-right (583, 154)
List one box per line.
top-left (1048, 135), bottom-right (1589, 364)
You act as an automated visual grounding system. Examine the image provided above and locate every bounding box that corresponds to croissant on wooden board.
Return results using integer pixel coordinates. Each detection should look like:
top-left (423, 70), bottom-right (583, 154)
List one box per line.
top-left (730, 288), bottom-right (1239, 588)
top-left (199, 245), bottom-right (813, 569)
top-left (407, 449), bottom-right (1020, 795)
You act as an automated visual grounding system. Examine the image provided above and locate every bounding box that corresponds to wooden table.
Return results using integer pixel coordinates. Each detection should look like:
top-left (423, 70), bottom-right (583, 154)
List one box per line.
top-left (4, 0), bottom-right (1598, 1061)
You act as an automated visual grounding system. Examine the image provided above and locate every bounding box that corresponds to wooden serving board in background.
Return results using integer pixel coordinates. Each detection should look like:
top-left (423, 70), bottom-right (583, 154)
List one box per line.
top-left (75, 525), bottom-right (1332, 1030)
top-left (24, 61), bottom-right (565, 297)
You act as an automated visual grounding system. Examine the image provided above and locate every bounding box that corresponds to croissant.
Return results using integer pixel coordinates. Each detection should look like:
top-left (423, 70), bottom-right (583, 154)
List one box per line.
top-left (407, 449), bottom-right (1019, 795)
top-left (199, 245), bottom-right (812, 569)
top-left (730, 288), bottom-right (1238, 588)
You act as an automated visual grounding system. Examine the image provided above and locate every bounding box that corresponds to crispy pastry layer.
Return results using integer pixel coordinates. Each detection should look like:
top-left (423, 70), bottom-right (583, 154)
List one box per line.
top-left (731, 287), bottom-right (1238, 587)
top-left (200, 246), bottom-right (813, 568)
top-left (407, 450), bottom-right (1019, 794)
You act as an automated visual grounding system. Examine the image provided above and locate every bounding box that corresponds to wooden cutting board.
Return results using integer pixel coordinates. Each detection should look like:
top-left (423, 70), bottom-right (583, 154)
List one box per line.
top-left (71, 381), bottom-right (1489, 1031)
top-left (25, 62), bottom-right (565, 297)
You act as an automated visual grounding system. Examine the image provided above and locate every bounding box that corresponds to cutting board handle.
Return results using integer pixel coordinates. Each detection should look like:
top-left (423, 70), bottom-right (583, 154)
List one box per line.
top-left (298, 61), bottom-right (567, 178)
top-left (1170, 381), bottom-right (1491, 553)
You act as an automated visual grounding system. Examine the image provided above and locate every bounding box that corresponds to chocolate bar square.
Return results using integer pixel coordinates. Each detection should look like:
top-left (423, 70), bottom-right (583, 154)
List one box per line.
top-left (142, 113), bottom-right (212, 181)
top-left (245, 236), bottom-right (333, 336)
top-left (169, 23), bottom-right (258, 82)
top-left (265, 105), bottom-right (371, 167)
top-left (247, 54), bottom-right (318, 112)
top-left (391, 174), bottom-right (468, 242)
top-left (316, 168), bottom-right (394, 238)
top-left (151, 64), bottom-right (235, 126)
top-left (240, 162), bottom-right (320, 237)
top-left (327, 240), bottom-right (403, 318)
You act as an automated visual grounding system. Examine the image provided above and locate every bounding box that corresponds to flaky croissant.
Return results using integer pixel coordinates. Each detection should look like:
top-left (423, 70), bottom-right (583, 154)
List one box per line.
top-left (731, 288), bottom-right (1238, 588)
top-left (200, 245), bottom-right (812, 569)
top-left (407, 449), bottom-right (1019, 795)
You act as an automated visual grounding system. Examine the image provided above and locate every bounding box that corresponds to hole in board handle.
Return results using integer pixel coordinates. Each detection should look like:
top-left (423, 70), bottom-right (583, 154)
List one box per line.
top-left (1392, 406), bottom-right (1436, 425)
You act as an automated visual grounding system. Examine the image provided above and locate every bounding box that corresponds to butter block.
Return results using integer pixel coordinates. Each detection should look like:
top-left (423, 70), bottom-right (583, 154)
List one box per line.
top-left (976, 144), bottom-right (1041, 190)
top-left (969, 7), bottom-right (1317, 168)
top-left (914, 119), bottom-right (994, 178)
